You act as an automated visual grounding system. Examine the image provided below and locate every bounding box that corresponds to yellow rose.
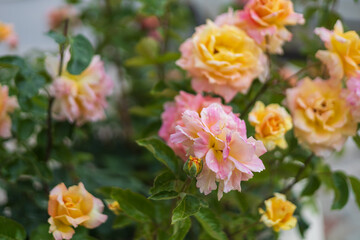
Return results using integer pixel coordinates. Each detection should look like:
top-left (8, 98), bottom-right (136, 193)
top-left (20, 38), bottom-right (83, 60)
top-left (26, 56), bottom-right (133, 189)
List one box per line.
top-left (249, 101), bottom-right (292, 151)
top-left (107, 200), bottom-right (121, 215)
top-left (48, 182), bottom-right (107, 240)
top-left (177, 20), bottom-right (267, 102)
top-left (286, 77), bottom-right (357, 157)
top-left (259, 193), bottom-right (297, 232)
top-left (0, 22), bottom-right (12, 41)
top-left (315, 20), bottom-right (360, 82)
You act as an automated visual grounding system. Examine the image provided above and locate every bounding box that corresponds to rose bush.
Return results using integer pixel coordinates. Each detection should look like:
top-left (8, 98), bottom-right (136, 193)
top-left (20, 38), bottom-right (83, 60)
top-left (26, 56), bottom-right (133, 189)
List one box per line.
top-left (1, 0), bottom-right (360, 239)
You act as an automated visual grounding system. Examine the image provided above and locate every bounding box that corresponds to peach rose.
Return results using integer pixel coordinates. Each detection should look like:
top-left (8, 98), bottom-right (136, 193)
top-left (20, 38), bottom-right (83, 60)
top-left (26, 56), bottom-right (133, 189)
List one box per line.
top-left (0, 84), bottom-right (18, 138)
top-left (177, 20), bottom-right (267, 102)
top-left (286, 77), bottom-right (357, 157)
top-left (48, 182), bottom-right (107, 240)
top-left (45, 52), bottom-right (113, 125)
top-left (249, 101), bottom-right (292, 151)
top-left (0, 21), bottom-right (18, 49)
top-left (315, 20), bottom-right (360, 83)
top-left (236, 0), bottom-right (304, 54)
top-left (259, 193), bottom-right (297, 232)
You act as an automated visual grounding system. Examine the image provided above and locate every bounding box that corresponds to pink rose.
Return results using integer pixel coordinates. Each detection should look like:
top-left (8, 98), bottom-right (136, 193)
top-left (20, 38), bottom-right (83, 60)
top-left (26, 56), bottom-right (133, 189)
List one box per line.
top-left (344, 74), bottom-right (360, 122)
top-left (47, 6), bottom-right (78, 30)
top-left (170, 103), bottom-right (266, 200)
top-left (159, 91), bottom-right (232, 160)
top-left (46, 52), bottom-right (113, 125)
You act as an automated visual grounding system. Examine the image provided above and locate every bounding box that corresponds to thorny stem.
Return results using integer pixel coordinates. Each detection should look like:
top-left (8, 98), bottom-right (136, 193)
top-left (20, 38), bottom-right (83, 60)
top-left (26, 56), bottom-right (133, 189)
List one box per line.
top-left (240, 80), bottom-right (271, 117)
top-left (45, 19), bottom-right (69, 162)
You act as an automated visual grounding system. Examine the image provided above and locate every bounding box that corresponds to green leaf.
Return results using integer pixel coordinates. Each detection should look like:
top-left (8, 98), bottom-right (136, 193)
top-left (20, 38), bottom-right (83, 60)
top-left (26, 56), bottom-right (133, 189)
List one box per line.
top-left (0, 63), bottom-right (19, 84)
top-left (138, 0), bottom-right (168, 16)
top-left (17, 119), bottom-right (35, 141)
top-left (46, 31), bottom-right (67, 44)
top-left (301, 175), bottom-right (321, 196)
top-left (150, 170), bottom-right (176, 194)
top-left (125, 57), bottom-right (152, 67)
top-left (172, 195), bottom-right (201, 224)
top-left (0, 216), bottom-right (26, 240)
top-left (331, 171), bottom-right (349, 210)
top-left (67, 34), bottom-right (94, 75)
top-left (170, 218), bottom-right (191, 240)
top-left (353, 135), bottom-right (360, 148)
top-left (150, 191), bottom-right (179, 200)
top-left (137, 137), bottom-right (180, 174)
top-left (194, 208), bottom-right (227, 240)
top-left (349, 176), bottom-right (360, 209)
top-left (155, 52), bottom-right (180, 64)
top-left (113, 215), bottom-right (133, 229)
top-left (30, 224), bottom-right (53, 240)
top-left (111, 188), bottom-right (155, 223)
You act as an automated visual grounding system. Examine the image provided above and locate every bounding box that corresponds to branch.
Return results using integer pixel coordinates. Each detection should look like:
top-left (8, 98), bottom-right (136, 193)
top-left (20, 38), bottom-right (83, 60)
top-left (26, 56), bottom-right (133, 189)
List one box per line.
top-left (45, 19), bottom-right (69, 162)
top-left (240, 81), bottom-right (271, 117)
top-left (280, 153), bottom-right (314, 194)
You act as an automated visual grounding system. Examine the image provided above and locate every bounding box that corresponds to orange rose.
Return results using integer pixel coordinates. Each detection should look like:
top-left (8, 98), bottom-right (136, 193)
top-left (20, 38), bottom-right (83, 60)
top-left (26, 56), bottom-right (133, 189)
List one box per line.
top-left (48, 182), bottom-right (107, 240)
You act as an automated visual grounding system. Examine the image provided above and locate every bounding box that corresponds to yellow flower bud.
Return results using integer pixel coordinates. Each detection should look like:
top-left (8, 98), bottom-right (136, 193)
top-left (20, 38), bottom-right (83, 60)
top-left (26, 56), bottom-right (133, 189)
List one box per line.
top-left (107, 200), bottom-right (121, 215)
top-left (183, 156), bottom-right (203, 177)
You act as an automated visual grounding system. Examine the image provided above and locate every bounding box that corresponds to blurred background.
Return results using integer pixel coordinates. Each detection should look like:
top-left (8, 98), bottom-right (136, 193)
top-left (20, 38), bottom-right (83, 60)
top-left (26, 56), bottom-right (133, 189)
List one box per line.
top-left (0, 0), bottom-right (360, 239)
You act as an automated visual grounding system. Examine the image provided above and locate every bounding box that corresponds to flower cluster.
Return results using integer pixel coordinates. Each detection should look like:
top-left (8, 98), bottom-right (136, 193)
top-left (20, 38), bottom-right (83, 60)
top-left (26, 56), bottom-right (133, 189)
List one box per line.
top-left (46, 52), bottom-right (113, 125)
top-left (171, 103), bottom-right (266, 200)
top-left (48, 183), bottom-right (107, 240)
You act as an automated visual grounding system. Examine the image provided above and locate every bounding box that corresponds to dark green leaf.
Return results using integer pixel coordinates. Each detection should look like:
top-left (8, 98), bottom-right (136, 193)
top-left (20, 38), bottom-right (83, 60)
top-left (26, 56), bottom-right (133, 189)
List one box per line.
top-left (150, 170), bottom-right (176, 194)
top-left (194, 208), bottom-right (227, 240)
top-left (30, 224), bottom-right (53, 240)
top-left (17, 119), bottom-right (35, 141)
top-left (170, 218), bottom-right (191, 240)
top-left (349, 176), bottom-right (360, 209)
top-left (137, 137), bottom-right (180, 174)
top-left (353, 135), bottom-right (360, 149)
top-left (111, 188), bottom-right (155, 223)
top-left (150, 191), bottom-right (179, 200)
top-left (46, 31), bottom-right (67, 44)
top-left (67, 34), bottom-right (94, 75)
top-left (172, 195), bottom-right (201, 224)
top-left (138, 0), bottom-right (168, 16)
top-left (0, 63), bottom-right (19, 84)
top-left (301, 175), bottom-right (321, 196)
top-left (331, 171), bottom-right (349, 210)
top-left (0, 216), bottom-right (26, 240)
top-left (113, 215), bottom-right (133, 229)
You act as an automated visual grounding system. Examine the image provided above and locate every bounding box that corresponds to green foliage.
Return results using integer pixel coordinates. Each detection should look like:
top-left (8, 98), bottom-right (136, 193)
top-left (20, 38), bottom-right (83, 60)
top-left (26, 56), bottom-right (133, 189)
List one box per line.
top-left (172, 195), bottom-right (201, 224)
top-left (170, 218), bottom-right (191, 240)
top-left (137, 137), bottom-right (181, 174)
top-left (67, 34), bottom-right (94, 75)
top-left (331, 171), bottom-right (349, 210)
top-left (0, 216), bottom-right (26, 240)
top-left (349, 176), bottom-right (360, 209)
top-left (301, 175), bottom-right (321, 196)
top-left (46, 31), bottom-right (67, 44)
top-left (194, 208), bottom-right (227, 240)
top-left (111, 188), bottom-right (155, 222)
